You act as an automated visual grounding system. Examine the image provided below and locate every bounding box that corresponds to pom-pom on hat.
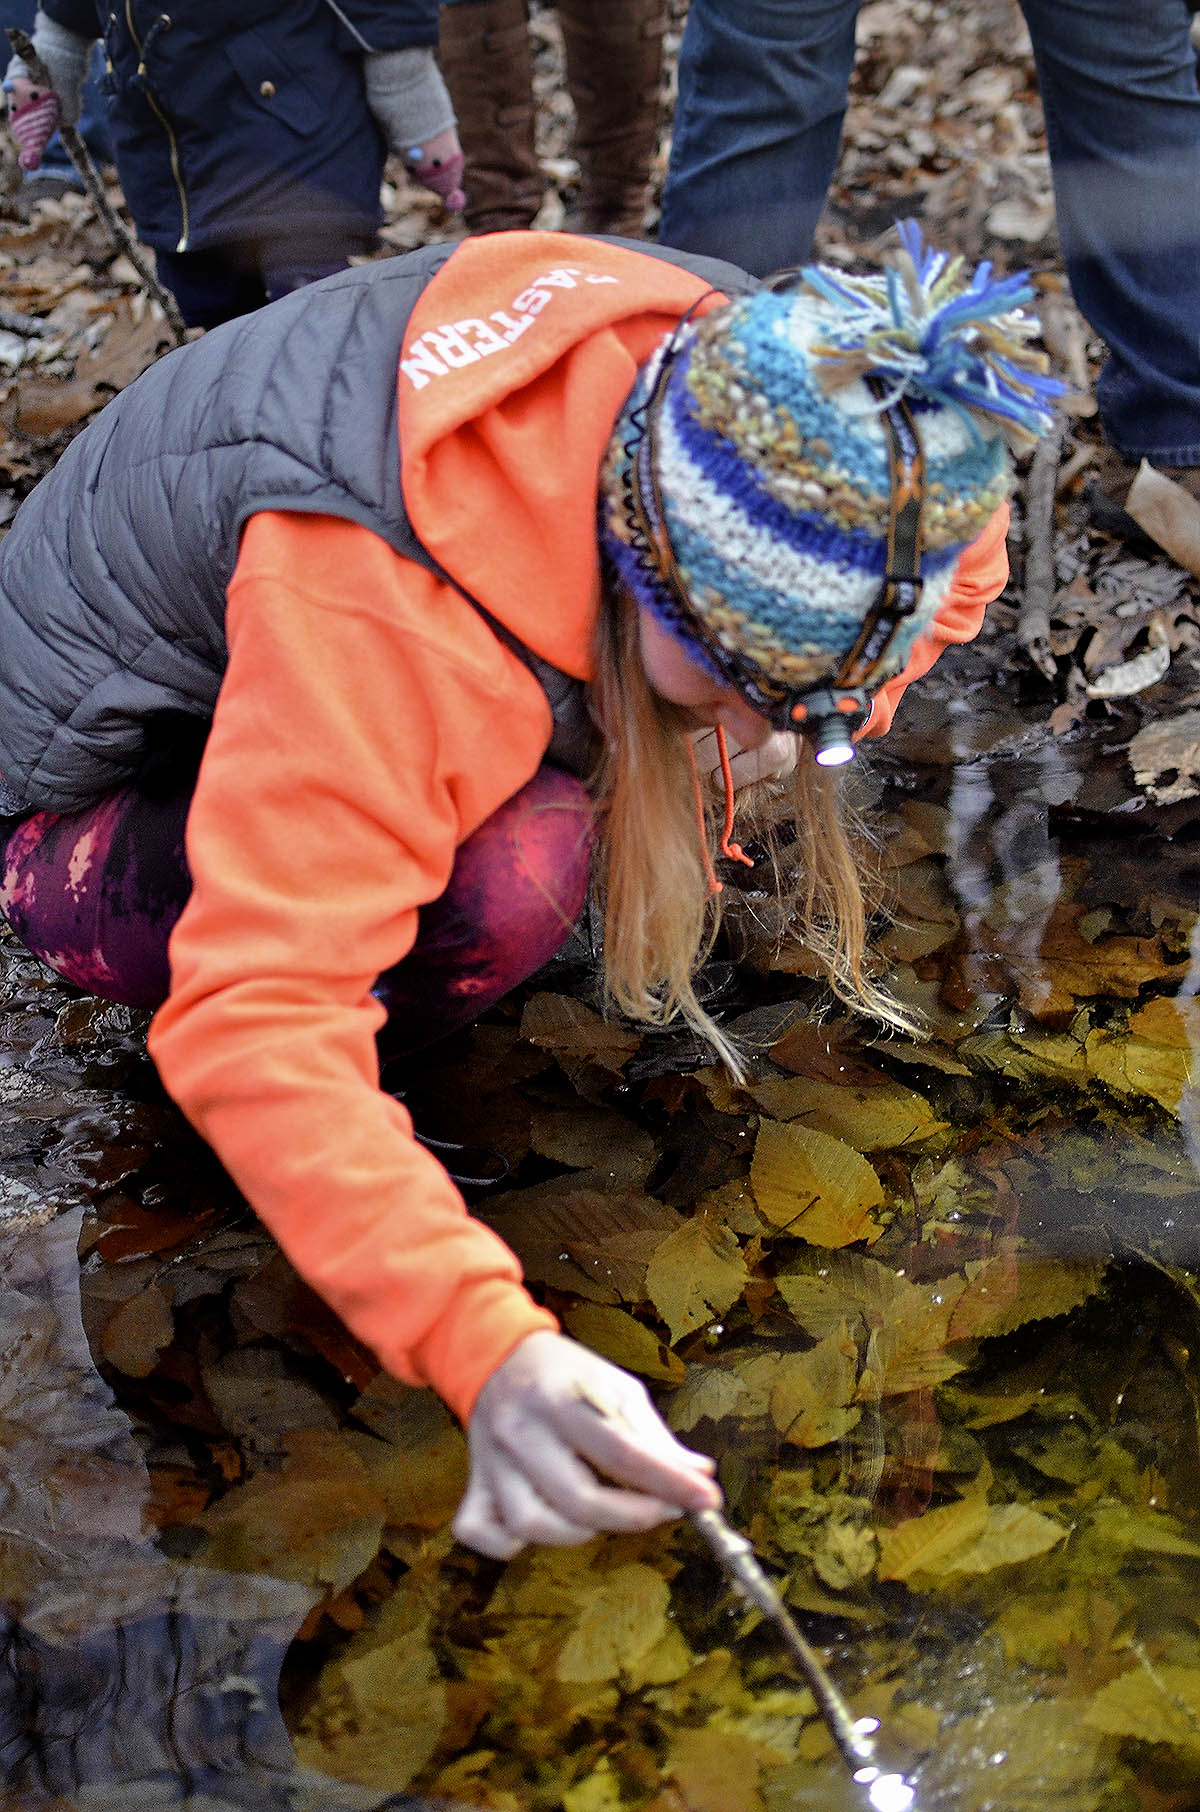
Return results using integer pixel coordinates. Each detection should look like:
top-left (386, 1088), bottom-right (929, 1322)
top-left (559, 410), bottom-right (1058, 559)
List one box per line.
top-left (600, 222), bottom-right (1063, 741)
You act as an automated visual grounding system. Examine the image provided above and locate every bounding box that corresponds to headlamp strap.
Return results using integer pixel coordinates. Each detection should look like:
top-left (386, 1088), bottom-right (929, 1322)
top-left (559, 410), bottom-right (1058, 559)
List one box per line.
top-left (835, 381), bottom-right (927, 689)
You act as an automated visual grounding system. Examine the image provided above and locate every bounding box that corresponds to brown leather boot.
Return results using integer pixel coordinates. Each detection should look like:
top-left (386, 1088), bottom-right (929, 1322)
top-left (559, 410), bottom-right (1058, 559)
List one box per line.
top-left (557, 0), bottom-right (667, 239)
top-left (437, 0), bottom-right (543, 233)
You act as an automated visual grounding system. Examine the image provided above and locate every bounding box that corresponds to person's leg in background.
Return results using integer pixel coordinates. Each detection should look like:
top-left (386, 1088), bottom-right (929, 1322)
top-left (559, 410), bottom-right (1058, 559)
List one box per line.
top-left (1, 766), bottom-right (595, 1039)
top-left (437, 0), bottom-right (544, 232)
top-left (151, 245), bottom-right (268, 332)
top-left (657, 0), bottom-right (860, 276)
top-left (557, 0), bottom-right (667, 238)
top-left (1019, 0), bottom-right (1200, 508)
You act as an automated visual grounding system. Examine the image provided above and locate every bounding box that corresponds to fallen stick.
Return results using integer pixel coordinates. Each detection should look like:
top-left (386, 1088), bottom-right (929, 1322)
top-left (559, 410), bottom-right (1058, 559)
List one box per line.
top-left (5, 27), bottom-right (187, 345)
top-left (1017, 412), bottom-right (1067, 681)
top-left (0, 301), bottom-right (52, 336)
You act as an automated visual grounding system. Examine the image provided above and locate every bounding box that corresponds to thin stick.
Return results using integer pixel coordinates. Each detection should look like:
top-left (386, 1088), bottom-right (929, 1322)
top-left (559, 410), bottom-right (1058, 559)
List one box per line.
top-left (689, 1510), bottom-right (918, 1810)
top-left (572, 1387), bottom-right (917, 1807)
top-left (0, 302), bottom-right (52, 336)
top-left (1017, 412), bottom-right (1067, 681)
top-left (6, 27), bottom-right (187, 344)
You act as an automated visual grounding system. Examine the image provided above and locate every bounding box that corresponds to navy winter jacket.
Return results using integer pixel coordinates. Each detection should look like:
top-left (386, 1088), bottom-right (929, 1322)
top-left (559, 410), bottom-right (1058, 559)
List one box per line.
top-left (40, 0), bottom-right (440, 252)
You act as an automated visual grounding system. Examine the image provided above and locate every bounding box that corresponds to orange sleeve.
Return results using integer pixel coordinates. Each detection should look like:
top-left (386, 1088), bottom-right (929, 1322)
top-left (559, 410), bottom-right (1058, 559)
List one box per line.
top-left (146, 513), bottom-right (559, 1424)
top-left (859, 502), bottom-right (1010, 741)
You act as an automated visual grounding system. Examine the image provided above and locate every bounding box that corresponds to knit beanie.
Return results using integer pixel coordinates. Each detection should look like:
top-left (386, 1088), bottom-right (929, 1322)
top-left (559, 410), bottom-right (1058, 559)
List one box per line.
top-left (600, 223), bottom-right (1062, 713)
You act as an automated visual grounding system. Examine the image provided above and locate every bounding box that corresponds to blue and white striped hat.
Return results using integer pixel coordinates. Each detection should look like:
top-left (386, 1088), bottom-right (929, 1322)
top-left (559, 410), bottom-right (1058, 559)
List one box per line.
top-left (600, 223), bottom-right (1062, 700)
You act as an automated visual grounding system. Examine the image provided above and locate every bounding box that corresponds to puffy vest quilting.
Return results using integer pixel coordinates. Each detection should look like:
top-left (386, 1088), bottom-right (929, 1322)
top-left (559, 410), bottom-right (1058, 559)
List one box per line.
top-left (0, 238), bottom-right (752, 815)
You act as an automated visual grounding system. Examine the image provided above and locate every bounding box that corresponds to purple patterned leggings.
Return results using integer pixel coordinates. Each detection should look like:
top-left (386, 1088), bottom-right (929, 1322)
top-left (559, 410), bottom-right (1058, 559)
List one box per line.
top-left (0, 768), bottom-right (595, 1052)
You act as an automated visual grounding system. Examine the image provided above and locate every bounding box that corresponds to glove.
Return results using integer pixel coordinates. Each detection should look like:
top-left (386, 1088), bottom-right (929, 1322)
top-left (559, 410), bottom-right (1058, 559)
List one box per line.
top-left (5, 10), bottom-right (92, 170)
top-left (404, 125), bottom-right (466, 213)
top-left (363, 46), bottom-right (466, 211)
top-left (452, 1330), bottom-right (721, 1559)
top-left (8, 89), bottom-right (60, 170)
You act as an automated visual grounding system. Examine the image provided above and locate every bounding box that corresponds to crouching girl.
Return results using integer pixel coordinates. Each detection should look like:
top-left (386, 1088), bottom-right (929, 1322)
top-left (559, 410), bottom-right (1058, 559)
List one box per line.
top-left (0, 226), bottom-right (1058, 1557)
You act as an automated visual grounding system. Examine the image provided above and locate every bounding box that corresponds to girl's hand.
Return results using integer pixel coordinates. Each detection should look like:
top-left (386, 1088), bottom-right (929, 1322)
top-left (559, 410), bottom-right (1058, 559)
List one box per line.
top-left (690, 725), bottom-right (799, 789)
top-left (453, 1330), bottom-right (721, 1559)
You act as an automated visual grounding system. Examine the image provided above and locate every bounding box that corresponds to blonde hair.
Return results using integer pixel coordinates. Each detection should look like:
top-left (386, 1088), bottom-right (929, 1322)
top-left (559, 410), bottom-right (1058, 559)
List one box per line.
top-left (587, 586), bottom-right (909, 1075)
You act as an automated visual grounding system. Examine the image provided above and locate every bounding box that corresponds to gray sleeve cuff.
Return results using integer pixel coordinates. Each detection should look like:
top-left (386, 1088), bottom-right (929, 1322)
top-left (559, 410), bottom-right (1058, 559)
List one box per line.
top-left (363, 46), bottom-right (456, 149)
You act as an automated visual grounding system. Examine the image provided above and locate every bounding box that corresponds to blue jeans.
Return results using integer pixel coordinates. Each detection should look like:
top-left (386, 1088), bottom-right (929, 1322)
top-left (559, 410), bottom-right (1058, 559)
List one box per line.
top-left (658, 0), bottom-right (1200, 463)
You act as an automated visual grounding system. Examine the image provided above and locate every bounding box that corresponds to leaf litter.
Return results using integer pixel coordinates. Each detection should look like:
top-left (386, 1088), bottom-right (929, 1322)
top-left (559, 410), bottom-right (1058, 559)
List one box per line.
top-left (4, 3), bottom-right (1200, 1809)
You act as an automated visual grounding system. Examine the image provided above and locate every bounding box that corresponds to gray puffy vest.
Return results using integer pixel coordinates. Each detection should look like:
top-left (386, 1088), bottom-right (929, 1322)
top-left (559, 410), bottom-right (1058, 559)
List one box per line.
top-left (0, 238), bottom-right (752, 816)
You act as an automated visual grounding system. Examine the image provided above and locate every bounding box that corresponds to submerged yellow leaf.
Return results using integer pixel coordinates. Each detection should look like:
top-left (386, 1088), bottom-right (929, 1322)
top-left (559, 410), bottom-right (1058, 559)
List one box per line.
top-left (857, 1274), bottom-right (969, 1400)
top-left (197, 1431), bottom-right (387, 1593)
top-left (520, 992), bottom-right (641, 1064)
top-left (947, 1252), bottom-right (1105, 1341)
top-left (1086, 1663), bottom-right (1200, 1752)
top-left (750, 1121), bottom-right (885, 1246)
top-left (564, 1301), bottom-right (686, 1384)
top-left (919, 1698), bottom-right (1106, 1811)
top-left (876, 1492), bottom-right (990, 1582)
top-left (563, 1761), bottom-right (626, 1812)
top-left (645, 1216), bottom-right (749, 1344)
top-left (769, 1327), bottom-right (861, 1448)
top-left (667, 1363), bottom-right (756, 1433)
top-left (749, 1072), bottom-right (947, 1152)
top-left (296, 1587), bottom-right (448, 1790)
top-left (935, 1502), bottom-right (1067, 1576)
top-left (556, 1561), bottom-right (671, 1684)
top-left (776, 1252), bottom-right (914, 1337)
top-left (667, 1726), bottom-right (764, 1812)
top-left (1084, 994), bottom-right (1200, 1112)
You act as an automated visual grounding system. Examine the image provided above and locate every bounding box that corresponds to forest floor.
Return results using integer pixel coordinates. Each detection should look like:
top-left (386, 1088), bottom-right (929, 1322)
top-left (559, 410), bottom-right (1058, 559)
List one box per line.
top-left (0, 0), bottom-right (1196, 817)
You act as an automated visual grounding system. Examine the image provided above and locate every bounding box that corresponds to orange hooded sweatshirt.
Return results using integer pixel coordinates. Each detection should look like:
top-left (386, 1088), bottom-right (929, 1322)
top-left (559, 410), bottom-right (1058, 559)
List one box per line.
top-left (147, 233), bottom-right (1009, 1424)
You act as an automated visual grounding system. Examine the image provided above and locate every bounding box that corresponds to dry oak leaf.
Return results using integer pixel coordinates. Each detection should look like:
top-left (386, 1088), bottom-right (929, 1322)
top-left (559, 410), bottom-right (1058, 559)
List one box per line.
top-left (645, 1215), bottom-right (749, 1344)
top-left (750, 1120), bottom-right (885, 1246)
top-left (556, 1561), bottom-right (671, 1683)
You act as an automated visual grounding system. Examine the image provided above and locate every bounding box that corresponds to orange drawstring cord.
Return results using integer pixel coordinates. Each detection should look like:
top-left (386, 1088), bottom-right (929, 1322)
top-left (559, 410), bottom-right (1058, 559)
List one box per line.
top-left (686, 729), bottom-right (756, 899)
top-left (715, 727), bottom-right (755, 870)
top-left (687, 738), bottom-right (723, 896)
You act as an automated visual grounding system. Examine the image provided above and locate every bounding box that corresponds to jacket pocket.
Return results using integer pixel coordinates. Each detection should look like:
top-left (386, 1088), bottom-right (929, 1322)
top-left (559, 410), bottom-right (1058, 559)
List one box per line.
top-left (224, 26), bottom-right (327, 138)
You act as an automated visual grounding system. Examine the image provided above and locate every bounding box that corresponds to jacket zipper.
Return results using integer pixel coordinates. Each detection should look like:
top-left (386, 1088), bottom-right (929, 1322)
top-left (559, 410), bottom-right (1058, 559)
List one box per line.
top-left (124, 1), bottom-right (190, 252)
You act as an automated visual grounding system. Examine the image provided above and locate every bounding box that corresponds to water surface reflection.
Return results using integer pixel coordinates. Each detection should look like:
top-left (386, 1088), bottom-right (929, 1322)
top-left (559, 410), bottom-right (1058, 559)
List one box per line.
top-left (3, 694), bottom-right (1200, 1810)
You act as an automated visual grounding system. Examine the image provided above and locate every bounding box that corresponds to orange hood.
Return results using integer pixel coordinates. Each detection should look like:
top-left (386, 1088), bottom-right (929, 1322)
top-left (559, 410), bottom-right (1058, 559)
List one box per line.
top-left (397, 231), bottom-right (730, 682)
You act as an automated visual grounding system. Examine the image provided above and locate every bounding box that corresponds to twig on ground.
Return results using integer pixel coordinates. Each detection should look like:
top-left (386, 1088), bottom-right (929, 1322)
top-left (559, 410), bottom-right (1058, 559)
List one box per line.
top-left (1018, 413), bottom-right (1068, 681)
top-left (0, 302), bottom-right (52, 336)
top-left (5, 27), bottom-right (187, 345)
